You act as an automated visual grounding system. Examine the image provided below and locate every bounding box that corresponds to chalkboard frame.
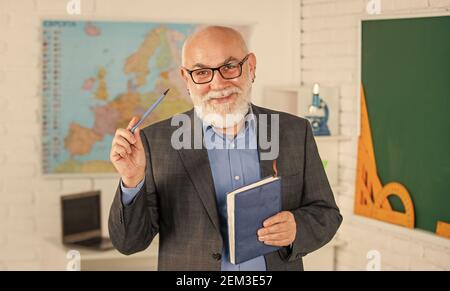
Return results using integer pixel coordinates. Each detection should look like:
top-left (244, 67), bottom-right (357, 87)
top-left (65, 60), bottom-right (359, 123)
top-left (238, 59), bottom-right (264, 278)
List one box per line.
top-left (356, 12), bottom-right (450, 238)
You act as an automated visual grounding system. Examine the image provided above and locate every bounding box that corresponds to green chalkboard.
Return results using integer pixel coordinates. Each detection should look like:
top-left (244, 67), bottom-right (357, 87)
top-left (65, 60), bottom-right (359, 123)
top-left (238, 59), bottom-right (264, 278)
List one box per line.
top-left (361, 15), bottom-right (450, 234)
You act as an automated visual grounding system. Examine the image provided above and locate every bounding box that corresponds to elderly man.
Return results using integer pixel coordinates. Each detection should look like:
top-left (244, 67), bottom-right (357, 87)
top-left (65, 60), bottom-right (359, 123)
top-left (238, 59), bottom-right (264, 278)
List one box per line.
top-left (108, 26), bottom-right (342, 271)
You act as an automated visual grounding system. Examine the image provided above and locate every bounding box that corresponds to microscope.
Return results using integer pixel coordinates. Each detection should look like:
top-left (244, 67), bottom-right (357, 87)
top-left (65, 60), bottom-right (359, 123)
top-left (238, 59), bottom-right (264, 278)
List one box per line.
top-left (305, 83), bottom-right (331, 136)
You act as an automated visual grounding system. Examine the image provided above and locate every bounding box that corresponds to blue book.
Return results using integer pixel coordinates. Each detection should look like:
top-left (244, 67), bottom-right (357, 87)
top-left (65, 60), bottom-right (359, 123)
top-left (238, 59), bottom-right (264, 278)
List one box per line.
top-left (226, 176), bottom-right (282, 264)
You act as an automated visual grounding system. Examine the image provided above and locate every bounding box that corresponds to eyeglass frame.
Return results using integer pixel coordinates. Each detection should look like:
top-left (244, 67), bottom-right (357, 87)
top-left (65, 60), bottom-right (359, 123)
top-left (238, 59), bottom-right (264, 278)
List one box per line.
top-left (182, 54), bottom-right (251, 84)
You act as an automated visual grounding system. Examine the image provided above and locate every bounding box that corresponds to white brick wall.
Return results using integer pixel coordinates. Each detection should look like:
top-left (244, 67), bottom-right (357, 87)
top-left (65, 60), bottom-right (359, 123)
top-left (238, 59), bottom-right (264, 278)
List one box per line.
top-left (300, 0), bottom-right (450, 270)
top-left (0, 0), bottom-right (299, 270)
top-left (1, 0), bottom-right (448, 271)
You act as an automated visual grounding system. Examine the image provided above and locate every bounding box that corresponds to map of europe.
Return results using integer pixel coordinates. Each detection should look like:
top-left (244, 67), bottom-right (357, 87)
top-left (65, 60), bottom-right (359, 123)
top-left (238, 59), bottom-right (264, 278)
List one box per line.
top-left (42, 20), bottom-right (197, 174)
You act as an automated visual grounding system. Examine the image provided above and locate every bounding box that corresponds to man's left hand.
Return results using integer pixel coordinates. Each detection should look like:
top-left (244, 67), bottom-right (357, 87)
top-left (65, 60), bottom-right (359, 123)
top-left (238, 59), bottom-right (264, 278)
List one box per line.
top-left (257, 211), bottom-right (296, 247)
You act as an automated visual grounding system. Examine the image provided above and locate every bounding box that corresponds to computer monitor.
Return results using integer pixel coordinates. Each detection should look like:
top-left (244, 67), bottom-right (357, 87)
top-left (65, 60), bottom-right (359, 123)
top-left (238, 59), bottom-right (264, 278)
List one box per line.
top-left (61, 190), bottom-right (102, 244)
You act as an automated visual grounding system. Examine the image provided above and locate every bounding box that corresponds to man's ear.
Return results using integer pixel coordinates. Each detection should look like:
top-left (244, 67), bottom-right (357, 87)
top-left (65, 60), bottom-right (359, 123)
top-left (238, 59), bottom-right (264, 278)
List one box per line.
top-left (180, 67), bottom-right (189, 83)
top-left (180, 68), bottom-right (191, 95)
top-left (248, 53), bottom-right (257, 80)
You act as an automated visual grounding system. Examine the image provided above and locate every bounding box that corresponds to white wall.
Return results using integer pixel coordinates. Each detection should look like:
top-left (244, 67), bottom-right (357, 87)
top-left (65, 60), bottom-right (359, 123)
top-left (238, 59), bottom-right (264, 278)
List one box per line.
top-left (0, 0), bottom-right (300, 270)
top-left (2, 0), bottom-right (448, 271)
top-left (300, 0), bottom-right (450, 270)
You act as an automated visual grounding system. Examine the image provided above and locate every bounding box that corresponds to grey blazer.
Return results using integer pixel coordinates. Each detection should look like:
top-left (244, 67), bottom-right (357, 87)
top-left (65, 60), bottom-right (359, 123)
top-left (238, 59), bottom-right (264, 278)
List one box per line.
top-left (108, 104), bottom-right (342, 271)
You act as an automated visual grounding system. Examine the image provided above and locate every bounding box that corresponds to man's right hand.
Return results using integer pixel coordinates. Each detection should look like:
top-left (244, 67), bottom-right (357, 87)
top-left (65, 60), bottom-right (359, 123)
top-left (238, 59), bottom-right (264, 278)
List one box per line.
top-left (110, 117), bottom-right (146, 187)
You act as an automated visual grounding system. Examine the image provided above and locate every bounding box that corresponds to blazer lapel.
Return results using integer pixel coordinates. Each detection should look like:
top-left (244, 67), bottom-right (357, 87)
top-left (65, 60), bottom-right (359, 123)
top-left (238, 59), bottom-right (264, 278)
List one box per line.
top-left (177, 109), bottom-right (221, 234)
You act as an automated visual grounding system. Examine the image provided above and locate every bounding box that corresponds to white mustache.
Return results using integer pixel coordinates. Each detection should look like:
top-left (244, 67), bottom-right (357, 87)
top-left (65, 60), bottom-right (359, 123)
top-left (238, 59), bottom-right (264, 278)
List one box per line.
top-left (203, 87), bottom-right (242, 100)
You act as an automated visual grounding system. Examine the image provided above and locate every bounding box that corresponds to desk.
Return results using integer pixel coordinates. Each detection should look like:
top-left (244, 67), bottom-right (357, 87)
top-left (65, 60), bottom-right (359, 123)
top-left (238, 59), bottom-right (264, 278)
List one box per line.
top-left (42, 236), bottom-right (159, 271)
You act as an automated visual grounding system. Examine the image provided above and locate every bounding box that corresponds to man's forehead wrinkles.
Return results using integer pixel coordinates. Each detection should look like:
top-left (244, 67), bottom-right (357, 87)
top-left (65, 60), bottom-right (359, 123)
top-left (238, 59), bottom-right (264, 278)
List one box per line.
top-left (190, 56), bottom-right (240, 69)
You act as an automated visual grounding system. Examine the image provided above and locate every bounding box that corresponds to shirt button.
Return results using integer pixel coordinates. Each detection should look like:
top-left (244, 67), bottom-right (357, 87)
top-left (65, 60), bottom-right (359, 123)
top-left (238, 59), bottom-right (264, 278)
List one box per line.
top-left (234, 175), bottom-right (240, 181)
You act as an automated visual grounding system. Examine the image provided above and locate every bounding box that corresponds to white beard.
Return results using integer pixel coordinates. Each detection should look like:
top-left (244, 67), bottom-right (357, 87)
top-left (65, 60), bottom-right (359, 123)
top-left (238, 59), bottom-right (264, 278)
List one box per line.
top-left (192, 79), bottom-right (252, 129)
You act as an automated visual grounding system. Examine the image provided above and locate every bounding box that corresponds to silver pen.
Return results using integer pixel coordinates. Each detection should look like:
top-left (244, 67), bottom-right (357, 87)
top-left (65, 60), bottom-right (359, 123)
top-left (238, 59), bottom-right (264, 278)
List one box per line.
top-left (130, 88), bottom-right (170, 133)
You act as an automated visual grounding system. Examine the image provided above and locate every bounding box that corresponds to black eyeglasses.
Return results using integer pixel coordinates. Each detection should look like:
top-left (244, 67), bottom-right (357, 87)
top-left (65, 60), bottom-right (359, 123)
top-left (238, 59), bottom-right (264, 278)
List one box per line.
top-left (183, 54), bottom-right (250, 84)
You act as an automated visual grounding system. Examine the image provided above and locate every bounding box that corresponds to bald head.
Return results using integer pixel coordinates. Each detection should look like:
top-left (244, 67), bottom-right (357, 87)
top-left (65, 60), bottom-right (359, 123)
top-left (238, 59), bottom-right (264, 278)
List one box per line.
top-left (181, 26), bottom-right (249, 67)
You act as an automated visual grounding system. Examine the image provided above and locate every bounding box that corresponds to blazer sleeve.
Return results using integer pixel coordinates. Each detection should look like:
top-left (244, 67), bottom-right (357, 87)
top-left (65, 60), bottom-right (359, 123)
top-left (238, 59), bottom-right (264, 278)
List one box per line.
top-left (283, 120), bottom-right (343, 262)
top-left (108, 129), bottom-right (159, 255)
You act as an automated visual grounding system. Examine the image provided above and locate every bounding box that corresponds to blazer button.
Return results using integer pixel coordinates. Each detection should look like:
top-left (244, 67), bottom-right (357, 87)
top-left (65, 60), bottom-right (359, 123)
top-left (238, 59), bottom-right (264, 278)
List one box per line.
top-left (212, 253), bottom-right (222, 261)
